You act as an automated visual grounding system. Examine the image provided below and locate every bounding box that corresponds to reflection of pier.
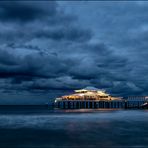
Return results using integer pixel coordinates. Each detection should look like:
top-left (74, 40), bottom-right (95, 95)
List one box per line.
top-left (55, 100), bottom-right (125, 109)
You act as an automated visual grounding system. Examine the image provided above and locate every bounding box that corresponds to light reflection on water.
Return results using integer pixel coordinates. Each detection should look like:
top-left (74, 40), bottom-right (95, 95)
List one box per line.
top-left (0, 109), bottom-right (147, 147)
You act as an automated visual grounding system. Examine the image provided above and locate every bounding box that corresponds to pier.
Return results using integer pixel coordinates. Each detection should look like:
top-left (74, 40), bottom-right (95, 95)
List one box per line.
top-left (53, 87), bottom-right (148, 109)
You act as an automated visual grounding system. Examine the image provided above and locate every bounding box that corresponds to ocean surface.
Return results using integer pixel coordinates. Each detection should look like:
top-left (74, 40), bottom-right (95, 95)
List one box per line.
top-left (0, 106), bottom-right (147, 148)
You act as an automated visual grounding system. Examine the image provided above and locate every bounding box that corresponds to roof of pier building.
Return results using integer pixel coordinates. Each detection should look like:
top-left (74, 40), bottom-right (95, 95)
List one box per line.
top-left (57, 86), bottom-right (123, 101)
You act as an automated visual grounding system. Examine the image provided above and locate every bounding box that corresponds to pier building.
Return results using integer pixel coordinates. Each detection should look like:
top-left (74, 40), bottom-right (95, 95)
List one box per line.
top-left (54, 87), bottom-right (125, 109)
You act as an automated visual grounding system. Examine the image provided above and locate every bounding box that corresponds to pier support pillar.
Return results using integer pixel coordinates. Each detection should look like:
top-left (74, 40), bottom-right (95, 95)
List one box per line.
top-left (88, 101), bottom-right (90, 108)
top-left (92, 102), bottom-right (94, 109)
top-left (84, 101), bottom-right (86, 108)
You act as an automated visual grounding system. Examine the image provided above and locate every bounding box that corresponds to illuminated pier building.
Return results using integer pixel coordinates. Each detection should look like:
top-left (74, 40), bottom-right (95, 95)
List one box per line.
top-left (54, 87), bottom-right (125, 109)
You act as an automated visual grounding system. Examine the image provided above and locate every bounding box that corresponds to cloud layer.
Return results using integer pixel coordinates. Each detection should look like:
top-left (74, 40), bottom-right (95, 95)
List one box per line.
top-left (0, 1), bottom-right (147, 104)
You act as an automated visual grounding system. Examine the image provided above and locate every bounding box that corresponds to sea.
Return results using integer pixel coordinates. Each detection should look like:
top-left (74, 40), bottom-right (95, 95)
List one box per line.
top-left (0, 105), bottom-right (147, 148)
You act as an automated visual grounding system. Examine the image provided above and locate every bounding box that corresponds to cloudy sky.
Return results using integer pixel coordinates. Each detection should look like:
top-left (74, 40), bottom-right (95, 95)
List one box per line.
top-left (0, 1), bottom-right (148, 104)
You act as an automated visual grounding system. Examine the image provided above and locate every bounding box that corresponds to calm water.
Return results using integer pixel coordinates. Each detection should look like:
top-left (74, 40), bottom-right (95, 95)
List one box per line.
top-left (0, 106), bottom-right (147, 148)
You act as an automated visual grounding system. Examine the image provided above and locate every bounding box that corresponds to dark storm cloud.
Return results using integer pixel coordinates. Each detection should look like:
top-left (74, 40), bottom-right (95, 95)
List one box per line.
top-left (0, 49), bottom-right (18, 66)
top-left (59, 1), bottom-right (148, 96)
top-left (0, 24), bottom-right (92, 44)
top-left (0, 49), bottom-right (69, 79)
top-left (0, 1), bottom-right (148, 104)
top-left (68, 43), bottom-right (129, 83)
top-left (0, 1), bottom-right (57, 22)
top-left (35, 27), bottom-right (92, 42)
top-left (0, 5), bottom-right (91, 45)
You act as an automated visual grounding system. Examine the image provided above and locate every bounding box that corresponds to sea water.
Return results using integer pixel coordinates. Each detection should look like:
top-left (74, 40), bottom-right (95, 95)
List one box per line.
top-left (0, 106), bottom-right (147, 148)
